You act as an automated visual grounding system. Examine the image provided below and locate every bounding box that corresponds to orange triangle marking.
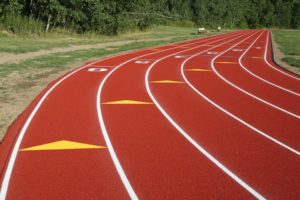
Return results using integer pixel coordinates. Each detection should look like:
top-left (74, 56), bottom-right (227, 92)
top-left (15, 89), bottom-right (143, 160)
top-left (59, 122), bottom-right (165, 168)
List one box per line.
top-left (150, 80), bottom-right (185, 84)
top-left (185, 68), bottom-right (212, 72)
top-left (20, 140), bottom-right (106, 151)
top-left (102, 100), bottom-right (153, 105)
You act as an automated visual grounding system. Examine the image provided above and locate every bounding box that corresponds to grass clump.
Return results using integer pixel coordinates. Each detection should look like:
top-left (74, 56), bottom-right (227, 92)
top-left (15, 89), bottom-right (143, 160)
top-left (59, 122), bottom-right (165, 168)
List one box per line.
top-left (283, 57), bottom-right (300, 68)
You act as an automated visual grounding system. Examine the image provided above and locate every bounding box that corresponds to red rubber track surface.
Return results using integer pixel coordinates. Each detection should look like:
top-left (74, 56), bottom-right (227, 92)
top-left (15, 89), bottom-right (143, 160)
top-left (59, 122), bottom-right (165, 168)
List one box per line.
top-left (0, 30), bottom-right (299, 199)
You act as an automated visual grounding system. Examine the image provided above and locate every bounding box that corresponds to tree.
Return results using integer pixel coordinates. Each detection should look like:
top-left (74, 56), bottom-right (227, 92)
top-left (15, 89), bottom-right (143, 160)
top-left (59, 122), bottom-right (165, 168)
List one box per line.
top-left (0, 0), bottom-right (299, 34)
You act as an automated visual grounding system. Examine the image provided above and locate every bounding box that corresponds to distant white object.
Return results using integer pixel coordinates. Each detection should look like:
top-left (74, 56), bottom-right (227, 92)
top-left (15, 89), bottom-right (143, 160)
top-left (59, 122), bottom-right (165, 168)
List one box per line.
top-left (198, 27), bottom-right (206, 34)
top-left (217, 26), bottom-right (222, 31)
top-left (135, 60), bottom-right (150, 64)
top-left (175, 55), bottom-right (186, 58)
top-left (207, 51), bottom-right (218, 55)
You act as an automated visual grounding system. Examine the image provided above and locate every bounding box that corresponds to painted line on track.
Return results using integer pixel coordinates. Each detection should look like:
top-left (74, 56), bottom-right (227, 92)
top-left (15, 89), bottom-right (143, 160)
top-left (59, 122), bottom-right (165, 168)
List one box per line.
top-left (181, 31), bottom-right (300, 156)
top-left (145, 31), bottom-right (266, 199)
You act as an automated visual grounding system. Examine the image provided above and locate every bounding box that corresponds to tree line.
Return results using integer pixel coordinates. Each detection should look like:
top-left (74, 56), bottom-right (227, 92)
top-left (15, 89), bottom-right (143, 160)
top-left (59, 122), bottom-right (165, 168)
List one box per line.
top-left (0, 0), bottom-right (299, 35)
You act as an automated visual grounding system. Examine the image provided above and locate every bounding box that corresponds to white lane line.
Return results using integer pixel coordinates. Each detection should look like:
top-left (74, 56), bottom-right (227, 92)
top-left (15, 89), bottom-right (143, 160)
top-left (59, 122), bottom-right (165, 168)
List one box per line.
top-left (146, 31), bottom-right (265, 199)
top-left (97, 80), bottom-right (138, 199)
top-left (266, 31), bottom-right (300, 81)
top-left (240, 31), bottom-right (300, 97)
top-left (0, 30), bottom-right (243, 200)
top-left (182, 31), bottom-right (300, 156)
top-left (213, 31), bottom-right (300, 119)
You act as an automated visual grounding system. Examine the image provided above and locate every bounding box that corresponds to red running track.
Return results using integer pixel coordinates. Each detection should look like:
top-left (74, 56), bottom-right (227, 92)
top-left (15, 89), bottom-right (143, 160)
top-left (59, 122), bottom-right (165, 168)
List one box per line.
top-left (0, 30), bottom-right (299, 199)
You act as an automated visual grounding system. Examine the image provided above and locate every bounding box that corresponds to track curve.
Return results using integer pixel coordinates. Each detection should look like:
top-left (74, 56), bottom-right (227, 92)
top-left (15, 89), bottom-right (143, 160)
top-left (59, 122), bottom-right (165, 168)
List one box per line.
top-left (0, 30), bottom-right (299, 200)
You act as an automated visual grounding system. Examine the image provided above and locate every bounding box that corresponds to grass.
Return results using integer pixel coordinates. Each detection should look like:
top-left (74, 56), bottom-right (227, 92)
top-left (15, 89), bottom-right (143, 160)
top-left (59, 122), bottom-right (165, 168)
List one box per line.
top-left (0, 35), bottom-right (198, 78)
top-left (273, 30), bottom-right (300, 68)
top-left (0, 33), bottom-right (100, 53)
top-left (0, 25), bottom-right (209, 93)
top-left (0, 25), bottom-right (199, 54)
top-left (273, 30), bottom-right (300, 55)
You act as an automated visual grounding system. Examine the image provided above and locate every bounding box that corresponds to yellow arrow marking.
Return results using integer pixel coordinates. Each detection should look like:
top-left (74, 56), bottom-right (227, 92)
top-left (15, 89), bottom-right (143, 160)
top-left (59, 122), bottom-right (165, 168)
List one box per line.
top-left (185, 68), bottom-right (212, 72)
top-left (20, 140), bottom-right (106, 151)
top-left (150, 80), bottom-right (185, 84)
top-left (102, 100), bottom-right (153, 105)
top-left (216, 62), bottom-right (238, 64)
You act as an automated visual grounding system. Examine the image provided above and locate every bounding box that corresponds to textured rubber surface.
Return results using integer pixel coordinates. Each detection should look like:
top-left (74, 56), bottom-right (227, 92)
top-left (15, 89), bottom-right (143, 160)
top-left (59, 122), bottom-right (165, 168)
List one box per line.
top-left (0, 30), bottom-right (299, 200)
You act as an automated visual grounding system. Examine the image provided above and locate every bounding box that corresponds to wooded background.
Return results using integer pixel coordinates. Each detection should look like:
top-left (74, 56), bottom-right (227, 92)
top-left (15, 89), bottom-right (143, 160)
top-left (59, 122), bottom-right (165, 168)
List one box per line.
top-left (0, 0), bottom-right (299, 35)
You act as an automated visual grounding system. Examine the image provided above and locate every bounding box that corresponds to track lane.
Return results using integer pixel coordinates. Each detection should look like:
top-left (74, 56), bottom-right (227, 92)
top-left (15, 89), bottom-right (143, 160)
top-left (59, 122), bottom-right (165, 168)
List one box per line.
top-left (1, 30), bottom-right (244, 199)
top-left (99, 31), bottom-right (260, 199)
top-left (148, 30), bottom-right (300, 199)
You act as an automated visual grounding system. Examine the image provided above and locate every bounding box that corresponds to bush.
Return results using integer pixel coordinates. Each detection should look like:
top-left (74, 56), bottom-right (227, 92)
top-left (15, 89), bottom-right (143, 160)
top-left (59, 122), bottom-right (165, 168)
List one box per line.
top-left (0, 14), bottom-right (44, 35)
top-left (168, 19), bottom-right (196, 27)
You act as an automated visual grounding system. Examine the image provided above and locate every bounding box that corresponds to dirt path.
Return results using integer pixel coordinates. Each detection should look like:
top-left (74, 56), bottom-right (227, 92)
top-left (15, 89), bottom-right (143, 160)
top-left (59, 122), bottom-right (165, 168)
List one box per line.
top-left (0, 37), bottom-right (174, 65)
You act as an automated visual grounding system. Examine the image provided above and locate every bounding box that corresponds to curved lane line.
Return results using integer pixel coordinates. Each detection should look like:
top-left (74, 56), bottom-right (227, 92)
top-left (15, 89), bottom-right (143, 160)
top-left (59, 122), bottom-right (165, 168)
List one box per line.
top-left (265, 31), bottom-right (300, 81)
top-left (240, 31), bottom-right (300, 96)
top-left (213, 31), bottom-right (300, 119)
top-left (182, 31), bottom-right (300, 156)
top-left (145, 31), bottom-right (266, 199)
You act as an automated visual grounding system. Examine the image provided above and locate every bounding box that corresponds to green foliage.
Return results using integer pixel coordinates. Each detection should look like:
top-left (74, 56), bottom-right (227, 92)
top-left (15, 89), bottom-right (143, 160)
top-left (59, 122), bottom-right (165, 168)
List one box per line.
top-left (0, 14), bottom-right (44, 34)
top-left (0, 0), bottom-right (299, 35)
